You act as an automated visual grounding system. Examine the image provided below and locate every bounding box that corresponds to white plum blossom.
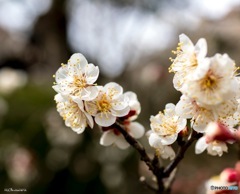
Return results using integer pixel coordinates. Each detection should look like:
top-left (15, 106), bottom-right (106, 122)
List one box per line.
top-left (85, 82), bottom-right (130, 127)
top-left (53, 53), bottom-right (99, 101)
top-left (150, 103), bottom-right (187, 145)
top-left (186, 54), bottom-right (238, 106)
top-left (99, 91), bottom-right (144, 149)
top-left (148, 132), bottom-right (175, 160)
top-left (175, 95), bottom-right (239, 133)
top-left (195, 136), bottom-right (228, 156)
top-left (169, 34), bottom-right (207, 92)
top-left (55, 93), bottom-right (93, 134)
top-left (100, 122), bottom-right (144, 149)
top-left (175, 95), bottom-right (214, 133)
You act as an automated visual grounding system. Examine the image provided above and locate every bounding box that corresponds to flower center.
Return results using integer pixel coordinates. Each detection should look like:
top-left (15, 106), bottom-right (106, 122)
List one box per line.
top-left (97, 93), bottom-right (112, 113)
top-left (73, 75), bottom-right (87, 88)
top-left (200, 72), bottom-right (217, 91)
top-left (157, 113), bottom-right (177, 136)
top-left (161, 121), bottom-right (177, 136)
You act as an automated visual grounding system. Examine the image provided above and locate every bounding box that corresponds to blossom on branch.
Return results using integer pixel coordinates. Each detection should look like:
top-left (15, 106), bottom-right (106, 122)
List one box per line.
top-left (100, 91), bottom-right (144, 149)
top-left (195, 136), bottom-right (228, 156)
top-left (55, 93), bottom-right (93, 134)
top-left (148, 132), bottom-right (175, 160)
top-left (53, 53), bottom-right (99, 101)
top-left (85, 82), bottom-right (130, 127)
top-left (175, 95), bottom-right (239, 133)
top-left (149, 103), bottom-right (187, 145)
top-left (185, 54), bottom-right (238, 106)
top-left (169, 34), bottom-right (207, 92)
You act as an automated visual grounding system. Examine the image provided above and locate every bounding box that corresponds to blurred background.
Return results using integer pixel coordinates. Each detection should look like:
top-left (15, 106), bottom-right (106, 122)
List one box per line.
top-left (0, 0), bottom-right (240, 193)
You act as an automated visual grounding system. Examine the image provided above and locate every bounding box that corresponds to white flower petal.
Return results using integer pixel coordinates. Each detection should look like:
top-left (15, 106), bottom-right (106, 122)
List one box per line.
top-left (111, 106), bottom-right (130, 117)
top-left (175, 95), bottom-right (193, 119)
top-left (177, 118), bottom-right (187, 132)
top-left (100, 131), bottom-right (116, 146)
top-left (148, 133), bottom-right (163, 148)
top-left (161, 146), bottom-right (176, 160)
top-left (95, 113), bottom-right (116, 127)
top-left (111, 95), bottom-right (128, 110)
top-left (81, 86), bottom-right (99, 101)
top-left (85, 64), bottom-right (99, 84)
top-left (115, 137), bottom-right (129, 149)
top-left (72, 126), bottom-right (86, 134)
top-left (128, 122), bottom-right (144, 139)
top-left (191, 58), bottom-right (210, 80)
top-left (54, 93), bottom-right (65, 102)
top-left (85, 113), bottom-right (94, 128)
top-left (164, 103), bottom-right (176, 117)
top-left (55, 65), bottom-right (68, 82)
top-left (84, 101), bottom-right (98, 116)
top-left (160, 134), bottom-right (178, 145)
top-left (105, 82), bottom-right (123, 98)
top-left (208, 142), bottom-right (228, 156)
top-left (68, 53), bottom-right (88, 70)
top-left (179, 34), bottom-right (194, 52)
top-left (124, 91), bottom-right (137, 101)
top-left (195, 137), bottom-right (208, 154)
top-left (52, 85), bottom-right (61, 93)
top-left (195, 38), bottom-right (207, 60)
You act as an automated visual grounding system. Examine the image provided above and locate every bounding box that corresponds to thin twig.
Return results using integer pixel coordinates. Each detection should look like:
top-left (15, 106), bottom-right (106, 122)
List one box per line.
top-left (114, 123), bottom-right (155, 172)
top-left (140, 177), bottom-right (158, 193)
top-left (115, 123), bottom-right (165, 193)
top-left (163, 130), bottom-right (201, 178)
top-left (152, 151), bottom-right (160, 169)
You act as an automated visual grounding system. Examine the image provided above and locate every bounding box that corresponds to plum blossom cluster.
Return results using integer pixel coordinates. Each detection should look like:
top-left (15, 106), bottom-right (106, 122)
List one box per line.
top-left (148, 34), bottom-right (240, 159)
top-left (53, 53), bottom-right (144, 148)
top-left (53, 35), bottom-right (240, 194)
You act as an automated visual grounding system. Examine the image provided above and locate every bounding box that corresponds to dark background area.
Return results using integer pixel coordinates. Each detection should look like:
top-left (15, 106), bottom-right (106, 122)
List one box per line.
top-left (0, 0), bottom-right (240, 194)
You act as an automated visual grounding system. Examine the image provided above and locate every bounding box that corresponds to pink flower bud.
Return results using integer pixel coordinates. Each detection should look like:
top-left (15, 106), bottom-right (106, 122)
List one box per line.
top-left (220, 168), bottom-right (239, 183)
top-left (205, 122), bottom-right (236, 144)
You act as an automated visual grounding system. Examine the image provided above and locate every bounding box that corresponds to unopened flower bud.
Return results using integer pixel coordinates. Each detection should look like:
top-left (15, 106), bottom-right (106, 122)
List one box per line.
top-left (220, 168), bottom-right (239, 183)
top-left (179, 126), bottom-right (188, 137)
top-left (205, 122), bottom-right (236, 144)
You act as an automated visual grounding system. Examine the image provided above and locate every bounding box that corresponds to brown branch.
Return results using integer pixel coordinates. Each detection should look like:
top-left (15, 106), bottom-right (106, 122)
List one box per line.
top-left (163, 130), bottom-right (201, 178)
top-left (114, 123), bottom-right (155, 172)
top-left (114, 123), bottom-right (165, 193)
top-left (115, 123), bottom-right (202, 193)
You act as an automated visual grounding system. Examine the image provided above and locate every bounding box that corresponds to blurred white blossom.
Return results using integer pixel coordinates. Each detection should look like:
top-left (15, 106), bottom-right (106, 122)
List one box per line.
top-left (5, 147), bottom-right (37, 185)
top-left (0, 67), bottom-right (27, 94)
